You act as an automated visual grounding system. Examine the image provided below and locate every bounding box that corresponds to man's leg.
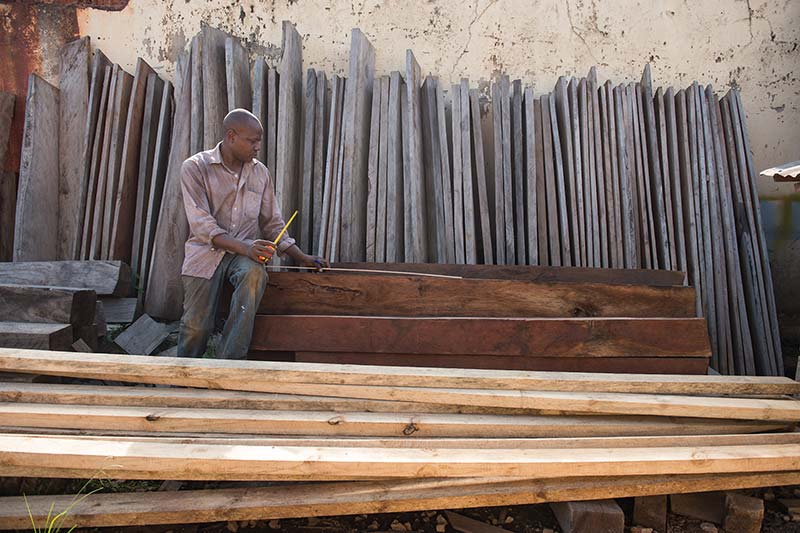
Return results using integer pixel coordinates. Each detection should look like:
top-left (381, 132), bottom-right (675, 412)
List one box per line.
top-left (217, 255), bottom-right (268, 359)
top-left (177, 255), bottom-right (230, 357)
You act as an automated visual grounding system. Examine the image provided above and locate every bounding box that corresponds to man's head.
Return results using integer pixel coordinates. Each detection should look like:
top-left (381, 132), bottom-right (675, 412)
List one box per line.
top-left (222, 109), bottom-right (263, 164)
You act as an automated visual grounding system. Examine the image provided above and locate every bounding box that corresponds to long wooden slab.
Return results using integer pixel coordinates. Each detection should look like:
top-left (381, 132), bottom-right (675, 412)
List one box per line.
top-left (275, 21), bottom-right (303, 223)
top-left (1, 348), bottom-right (793, 395)
top-left (0, 261), bottom-right (130, 296)
top-left (4, 471), bottom-right (800, 528)
top-left (0, 323), bottom-right (73, 351)
top-left (258, 272), bottom-right (696, 317)
top-left (250, 315), bottom-right (711, 357)
top-left (13, 75), bottom-right (59, 262)
top-left (293, 352), bottom-right (709, 375)
top-left (225, 36), bottom-right (251, 111)
top-left (1, 434), bottom-right (799, 481)
top-left (201, 25), bottom-right (228, 149)
top-left (0, 285), bottom-right (96, 327)
top-left (329, 262), bottom-right (685, 286)
top-left (57, 37), bottom-right (90, 260)
top-left (0, 403), bottom-right (761, 439)
top-left (403, 51), bottom-right (427, 262)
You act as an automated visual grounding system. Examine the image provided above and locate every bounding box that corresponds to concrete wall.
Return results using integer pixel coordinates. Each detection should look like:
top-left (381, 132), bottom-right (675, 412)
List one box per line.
top-left (74, 0), bottom-right (799, 195)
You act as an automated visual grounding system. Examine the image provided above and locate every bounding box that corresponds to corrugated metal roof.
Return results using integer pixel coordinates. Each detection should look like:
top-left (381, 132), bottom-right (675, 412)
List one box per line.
top-left (761, 160), bottom-right (800, 181)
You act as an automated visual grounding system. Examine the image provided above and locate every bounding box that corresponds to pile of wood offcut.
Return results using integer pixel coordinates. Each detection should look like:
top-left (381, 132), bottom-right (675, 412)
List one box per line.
top-left (0, 347), bottom-right (798, 529)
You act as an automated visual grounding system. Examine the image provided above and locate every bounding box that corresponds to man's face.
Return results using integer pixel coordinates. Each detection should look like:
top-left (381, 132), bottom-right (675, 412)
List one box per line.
top-left (226, 121), bottom-right (262, 163)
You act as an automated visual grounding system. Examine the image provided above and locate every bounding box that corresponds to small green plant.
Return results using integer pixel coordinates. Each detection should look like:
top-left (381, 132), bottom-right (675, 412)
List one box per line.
top-left (23, 477), bottom-right (105, 533)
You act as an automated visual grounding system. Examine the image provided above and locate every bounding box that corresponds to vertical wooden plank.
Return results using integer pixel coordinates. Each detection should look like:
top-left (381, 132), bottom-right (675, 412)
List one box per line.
top-left (318, 76), bottom-right (344, 259)
top-left (80, 65), bottom-right (112, 260)
top-left (330, 84), bottom-right (347, 262)
top-left (554, 77), bottom-right (577, 265)
top-left (0, 88), bottom-right (15, 258)
top-left (604, 82), bottom-right (624, 267)
top-left (301, 69), bottom-right (318, 252)
top-left (252, 57), bottom-right (267, 161)
top-left (511, 80), bottom-right (525, 265)
top-left (491, 80), bottom-right (505, 265)
top-left (201, 25), bottom-right (228, 150)
top-left (267, 67), bottom-right (279, 182)
top-left (460, 79), bottom-right (477, 264)
top-left (110, 58), bottom-right (154, 263)
top-left (130, 73), bottom-right (165, 289)
top-left (579, 77), bottom-right (599, 267)
top-left (568, 78), bottom-right (586, 267)
top-left (57, 36), bottom-right (90, 260)
top-left (225, 36), bottom-right (251, 111)
top-left (641, 65), bottom-right (670, 270)
top-left (523, 87), bottom-right (538, 266)
top-left (420, 77), bottom-right (445, 263)
top-left (732, 88), bottom-right (783, 375)
top-left (340, 28), bottom-right (375, 262)
top-left (100, 67), bottom-right (133, 260)
top-left (500, 76), bottom-right (515, 264)
top-left (675, 89), bottom-right (702, 312)
top-left (533, 95), bottom-right (549, 265)
top-left (76, 51), bottom-right (110, 260)
top-left (375, 76), bottom-right (390, 262)
top-left (588, 70), bottom-right (607, 268)
top-left (548, 92), bottom-right (572, 266)
top-left (13, 75), bottom-right (60, 262)
top-left (436, 81), bottom-right (455, 264)
top-left (365, 76), bottom-right (381, 262)
top-left (0, 91), bottom-right (15, 168)
top-left (140, 81), bottom-right (173, 299)
top-left (632, 83), bottom-right (654, 268)
top-left (144, 49), bottom-right (190, 321)
top-left (540, 95), bottom-right (560, 266)
top-left (189, 34), bottom-right (204, 155)
top-left (655, 87), bottom-right (679, 271)
top-left (469, 88), bottom-right (493, 265)
top-left (276, 21), bottom-right (303, 235)
top-left (385, 72), bottom-right (404, 263)
top-left (451, 84), bottom-right (465, 264)
top-left (615, 84), bottom-right (637, 269)
top-left (662, 87), bottom-right (686, 275)
top-left (403, 50), bottom-right (427, 263)
top-left (312, 71), bottom-right (328, 251)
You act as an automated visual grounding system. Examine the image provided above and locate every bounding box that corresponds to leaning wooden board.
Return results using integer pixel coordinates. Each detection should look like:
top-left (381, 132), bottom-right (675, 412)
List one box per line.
top-left (0, 261), bottom-right (130, 296)
top-left (251, 315), bottom-right (711, 358)
top-left (258, 272), bottom-right (696, 317)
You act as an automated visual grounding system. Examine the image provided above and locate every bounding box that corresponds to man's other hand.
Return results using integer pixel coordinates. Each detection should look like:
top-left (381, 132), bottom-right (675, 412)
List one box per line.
top-left (300, 254), bottom-right (329, 272)
top-left (249, 239), bottom-right (276, 264)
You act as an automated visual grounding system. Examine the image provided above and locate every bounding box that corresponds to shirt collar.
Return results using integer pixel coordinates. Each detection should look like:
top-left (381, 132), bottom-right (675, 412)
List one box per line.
top-left (209, 142), bottom-right (258, 168)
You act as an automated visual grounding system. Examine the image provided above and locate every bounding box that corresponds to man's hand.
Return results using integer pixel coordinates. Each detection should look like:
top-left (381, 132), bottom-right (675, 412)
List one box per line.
top-left (248, 239), bottom-right (276, 264)
top-left (299, 254), bottom-right (329, 272)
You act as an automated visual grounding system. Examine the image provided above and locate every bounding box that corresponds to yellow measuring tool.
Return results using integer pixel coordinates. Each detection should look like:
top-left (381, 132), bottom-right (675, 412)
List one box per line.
top-left (261, 210), bottom-right (298, 263)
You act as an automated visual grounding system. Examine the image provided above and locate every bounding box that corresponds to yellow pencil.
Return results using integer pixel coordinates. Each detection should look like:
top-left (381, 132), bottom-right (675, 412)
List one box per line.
top-left (261, 210), bottom-right (298, 263)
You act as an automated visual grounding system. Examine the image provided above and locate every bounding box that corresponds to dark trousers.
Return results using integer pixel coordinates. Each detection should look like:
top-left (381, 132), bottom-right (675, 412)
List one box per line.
top-left (177, 254), bottom-right (267, 359)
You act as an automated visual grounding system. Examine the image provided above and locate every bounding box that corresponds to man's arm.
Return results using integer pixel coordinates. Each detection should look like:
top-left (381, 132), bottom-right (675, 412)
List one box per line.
top-left (211, 234), bottom-right (276, 264)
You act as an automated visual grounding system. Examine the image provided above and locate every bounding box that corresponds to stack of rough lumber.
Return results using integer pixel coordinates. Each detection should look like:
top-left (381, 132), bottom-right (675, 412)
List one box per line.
top-left (252, 263), bottom-right (711, 374)
top-left (0, 348), bottom-right (797, 528)
top-left (0, 261), bottom-right (132, 351)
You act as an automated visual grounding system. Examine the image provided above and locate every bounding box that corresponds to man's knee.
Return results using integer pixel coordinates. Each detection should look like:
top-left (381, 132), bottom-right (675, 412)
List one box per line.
top-left (234, 261), bottom-right (268, 292)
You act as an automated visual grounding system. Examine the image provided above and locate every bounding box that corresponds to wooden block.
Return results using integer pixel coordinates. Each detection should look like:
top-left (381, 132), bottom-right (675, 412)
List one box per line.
top-left (100, 297), bottom-right (139, 324)
top-left (0, 91), bottom-right (15, 169)
top-left (444, 511), bottom-right (509, 533)
top-left (340, 28), bottom-right (375, 262)
top-left (275, 21), bottom-right (303, 226)
top-left (13, 74), bottom-right (59, 262)
top-left (114, 314), bottom-right (172, 355)
top-left (79, 63), bottom-right (112, 260)
top-left (100, 66), bottom-right (134, 260)
top-left (778, 498), bottom-right (800, 514)
top-left (633, 495), bottom-right (666, 532)
top-left (0, 285), bottom-right (96, 328)
top-left (259, 272), bottom-right (697, 318)
top-left (130, 73), bottom-right (166, 287)
top-left (670, 492), bottom-right (726, 523)
top-left (550, 500), bottom-right (624, 533)
top-left (723, 493), bottom-right (763, 533)
top-left (225, 36), bottom-right (251, 111)
top-left (403, 50), bottom-right (427, 263)
top-left (251, 315), bottom-right (711, 358)
top-left (71, 339), bottom-right (93, 353)
top-left (158, 345), bottom-right (178, 357)
top-left (57, 37), bottom-right (90, 261)
top-left (0, 170), bottom-right (15, 262)
top-left (95, 300), bottom-right (107, 337)
top-left (109, 58), bottom-right (154, 263)
top-left (0, 261), bottom-right (131, 296)
top-left (0, 323), bottom-right (73, 350)
top-left (144, 48), bottom-right (190, 321)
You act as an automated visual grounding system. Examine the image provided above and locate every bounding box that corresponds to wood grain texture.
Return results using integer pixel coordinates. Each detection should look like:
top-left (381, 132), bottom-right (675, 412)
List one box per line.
top-left (403, 51), bottom-right (427, 262)
top-left (225, 36), bottom-right (251, 111)
top-left (13, 75), bottom-right (59, 262)
top-left (201, 25), bottom-right (228, 149)
top-left (0, 323), bottom-right (73, 350)
top-left (0, 285), bottom-right (96, 327)
top-left (275, 21), bottom-right (303, 227)
top-left (0, 261), bottom-right (130, 296)
top-left (386, 72), bottom-right (404, 262)
top-left (258, 271), bottom-right (696, 318)
top-left (57, 37), bottom-right (90, 260)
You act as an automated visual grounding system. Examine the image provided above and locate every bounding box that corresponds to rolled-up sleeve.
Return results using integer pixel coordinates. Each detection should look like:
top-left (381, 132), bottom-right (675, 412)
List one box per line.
top-left (180, 159), bottom-right (227, 245)
top-left (259, 168), bottom-right (296, 256)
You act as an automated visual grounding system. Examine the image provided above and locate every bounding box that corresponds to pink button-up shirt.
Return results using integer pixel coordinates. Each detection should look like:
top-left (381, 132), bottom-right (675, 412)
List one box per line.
top-left (180, 143), bottom-right (296, 279)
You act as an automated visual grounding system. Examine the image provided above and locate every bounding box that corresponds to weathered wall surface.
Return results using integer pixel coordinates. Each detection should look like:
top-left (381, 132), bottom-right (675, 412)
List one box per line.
top-left (73, 0), bottom-right (799, 194)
